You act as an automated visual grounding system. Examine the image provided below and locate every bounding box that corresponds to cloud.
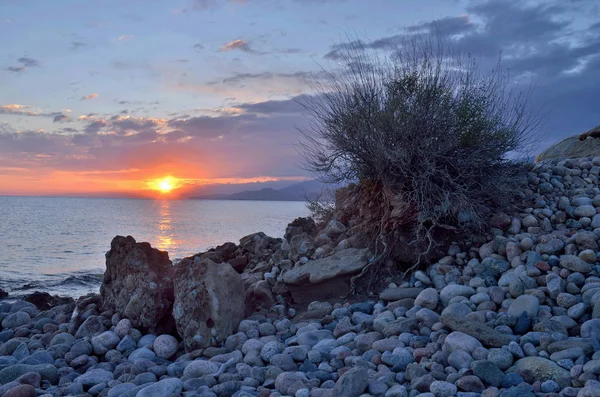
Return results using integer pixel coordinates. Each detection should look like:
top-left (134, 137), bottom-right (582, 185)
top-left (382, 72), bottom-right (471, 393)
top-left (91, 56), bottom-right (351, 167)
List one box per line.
top-left (219, 39), bottom-right (264, 54)
top-left (71, 41), bottom-right (86, 50)
top-left (53, 114), bottom-right (71, 123)
top-left (193, 44), bottom-right (204, 50)
top-left (81, 94), bottom-right (99, 100)
top-left (0, 104), bottom-right (69, 120)
top-left (322, 0), bottom-right (600, 152)
top-left (117, 35), bottom-right (134, 41)
top-left (4, 57), bottom-right (40, 73)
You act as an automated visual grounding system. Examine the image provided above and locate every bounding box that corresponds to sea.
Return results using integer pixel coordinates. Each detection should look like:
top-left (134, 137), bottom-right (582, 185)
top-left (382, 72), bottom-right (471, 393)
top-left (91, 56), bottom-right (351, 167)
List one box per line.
top-left (0, 197), bottom-right (309, 299)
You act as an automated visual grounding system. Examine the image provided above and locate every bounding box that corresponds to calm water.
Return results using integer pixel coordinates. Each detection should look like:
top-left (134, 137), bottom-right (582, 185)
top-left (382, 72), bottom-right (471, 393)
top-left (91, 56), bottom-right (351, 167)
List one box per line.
top-left (0, 197), bottom-right (309, 298)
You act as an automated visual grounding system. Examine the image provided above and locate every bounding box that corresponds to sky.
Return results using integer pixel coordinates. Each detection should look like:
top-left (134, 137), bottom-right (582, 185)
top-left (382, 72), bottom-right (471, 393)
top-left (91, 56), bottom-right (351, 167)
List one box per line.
top-left (1, 0), bottom-right (599, 197)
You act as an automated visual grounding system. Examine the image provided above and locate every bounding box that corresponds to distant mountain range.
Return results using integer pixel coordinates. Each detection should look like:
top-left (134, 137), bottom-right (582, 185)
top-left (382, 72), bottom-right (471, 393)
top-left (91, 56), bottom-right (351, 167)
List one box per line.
top-left (189, 180), bottom-right (333, 201)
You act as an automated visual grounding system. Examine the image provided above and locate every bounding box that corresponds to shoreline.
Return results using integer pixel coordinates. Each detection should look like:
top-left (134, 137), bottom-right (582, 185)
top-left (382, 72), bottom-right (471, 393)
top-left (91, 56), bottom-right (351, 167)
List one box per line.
top-left (1, 157), bottom-right (600, 396)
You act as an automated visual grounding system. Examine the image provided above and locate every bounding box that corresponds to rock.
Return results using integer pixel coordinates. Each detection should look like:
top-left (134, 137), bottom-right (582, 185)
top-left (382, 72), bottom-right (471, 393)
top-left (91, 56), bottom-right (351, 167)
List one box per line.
top-left (380, 287), bottom-right (423, 301)
top-left (443, 332), bottom-right (483, 354)
top-left (430, 380), bottom-right (458, 397)
top-left (507, 295), bottom-right (539, 318)
top-left (1, 312), bottom-right (30, 329)
top-left (333, 367), bottom-right (368, 397)
top-left (507, 357), bottom-right (571, 389)
top-left (75, 315), bottom-right (107, 338)
top-left (0, 289), bottom-right (7, 298)
top-left (24, 291), bottom-right (73, 311)
top-left (0, 364), bottom-right (57, 385)
top-left (559, 255), bottom-right (592, 273)
top-left (173, 258), bottom-right (245, 351)
top-left (441, 314), bottom-right (514, 348)
top-left (75, 369), bottom-right (113, 386)
top-left (183, 360), bottom-right (219, 378)
top-left (283, 248), bottom-right (369, 303)
top-left (285, 217), bottom-right (317, 242)
top-left (91, 331), bottom-right (121, 355)
top-left (153, 334), bottom-right (179, 359)
top-left (245, 280), bottom-right (275, 315)
top-left (136, 378), bottom-right (183, 397)
top-left (471, 360), bottom-right (504, 387)
top-left (535, 127), bottom-right (600, 162)
top-left (440, 284), bottom-right (475, 306)
top-left (2, 384), bottom-right (36, 397)
top-left (414, 288), bottom-right (439, 310)
top-left (274, 372), bottom-right (309, 395)
top-left (100, 235), bottom-right (175, 333)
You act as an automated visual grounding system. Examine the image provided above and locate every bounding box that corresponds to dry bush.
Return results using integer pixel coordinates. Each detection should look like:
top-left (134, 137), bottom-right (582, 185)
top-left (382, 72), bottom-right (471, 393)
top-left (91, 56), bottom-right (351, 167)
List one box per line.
top-left (298, 36), bottom-right (540, 278)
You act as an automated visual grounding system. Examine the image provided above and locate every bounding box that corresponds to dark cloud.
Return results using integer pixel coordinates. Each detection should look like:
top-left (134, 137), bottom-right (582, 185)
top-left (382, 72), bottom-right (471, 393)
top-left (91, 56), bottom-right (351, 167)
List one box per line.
top-left (211, 70), bottom-right (325, 85)
top-left (53, 114), bottom-right (71, 123)
top-left (4, 57), bottom-right (40, 73)
top-left (235, 97), bottom-right (307, 114)
top-left (322, 0), bottom-right (600, 150)
top-left (71, 41), bottom-right (86, 50)
top-left (84, 120), bottom-right (108, 134)
top-left (193, 43), bottom-right (204, 50)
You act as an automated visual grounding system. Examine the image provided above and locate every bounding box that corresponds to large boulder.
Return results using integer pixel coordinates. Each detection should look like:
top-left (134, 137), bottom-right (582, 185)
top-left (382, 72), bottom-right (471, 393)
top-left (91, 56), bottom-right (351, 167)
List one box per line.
top-left (283, 248), bottom-right (369, 303)
top-left (536, 125), bottom-right (600, 162)
top-left (173, 257), bottom-right (245, 351)
top-left (100, 236), bottom-right (175, 334)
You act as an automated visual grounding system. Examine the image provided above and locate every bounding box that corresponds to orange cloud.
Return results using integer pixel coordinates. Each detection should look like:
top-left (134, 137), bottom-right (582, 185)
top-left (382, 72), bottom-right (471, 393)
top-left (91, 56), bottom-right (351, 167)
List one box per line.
top-left (81, 94), bottom-right (98, 100)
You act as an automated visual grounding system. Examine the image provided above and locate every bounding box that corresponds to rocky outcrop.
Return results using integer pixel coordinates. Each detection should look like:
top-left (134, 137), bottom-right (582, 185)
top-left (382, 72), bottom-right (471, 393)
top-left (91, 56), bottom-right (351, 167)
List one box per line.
top-left (172, 257), bottom-right (245, 351)
top-left (282, 248), bottom-right (369, 303)
top-left (100, 236), bottom-right (174, 334)
top-left (536, 125), bottom-right (600, 162)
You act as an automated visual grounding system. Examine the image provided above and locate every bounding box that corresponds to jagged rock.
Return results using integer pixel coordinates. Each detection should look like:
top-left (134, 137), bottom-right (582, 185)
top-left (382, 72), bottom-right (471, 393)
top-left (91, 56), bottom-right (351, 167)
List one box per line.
top-left (285, 217), bottom-right (317, 242)
top-left (173, 258), bottom-right (245, 351)
top-left (283, 248), bottom-right (369, 303)
top-left (100, 236), bottom-right (175, 334)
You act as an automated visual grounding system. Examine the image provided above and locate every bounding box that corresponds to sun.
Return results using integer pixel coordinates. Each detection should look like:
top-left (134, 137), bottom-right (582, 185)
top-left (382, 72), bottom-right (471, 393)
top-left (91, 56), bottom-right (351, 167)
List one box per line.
top-left (148, 176), bottom-right (180, 194)
top-left (158, 179), bottom-right (173, 193)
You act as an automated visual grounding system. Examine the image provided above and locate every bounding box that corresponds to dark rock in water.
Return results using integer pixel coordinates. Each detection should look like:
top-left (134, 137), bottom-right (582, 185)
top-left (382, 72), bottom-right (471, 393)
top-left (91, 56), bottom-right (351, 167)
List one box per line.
top-left (173, 257), bottom-right (245, 351)
top-left (0, 289), bottom-right (8, 298)
top-left (24, 291), bottom-right (74, 311)
top-left (100, 236), bottom-right (175, 334)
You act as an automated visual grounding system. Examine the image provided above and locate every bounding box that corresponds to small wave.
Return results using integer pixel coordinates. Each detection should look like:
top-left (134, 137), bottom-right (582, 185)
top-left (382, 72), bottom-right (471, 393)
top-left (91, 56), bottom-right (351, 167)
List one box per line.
top-left (10, 271), bottom-right (103, 293)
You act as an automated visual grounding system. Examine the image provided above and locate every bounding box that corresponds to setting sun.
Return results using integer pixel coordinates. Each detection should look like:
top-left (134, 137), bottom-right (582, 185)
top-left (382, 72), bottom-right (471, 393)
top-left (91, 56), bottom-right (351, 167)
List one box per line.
top-left (148, 176), bottom-right (180, 194)
top-left (159, 179), bottom-right (173, 193)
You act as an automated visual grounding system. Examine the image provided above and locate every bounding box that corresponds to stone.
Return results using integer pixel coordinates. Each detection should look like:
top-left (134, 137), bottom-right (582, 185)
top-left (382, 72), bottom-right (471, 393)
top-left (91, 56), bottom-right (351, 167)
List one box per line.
top-left (91, 331), bottom-right (121, 355)
top-left (535, 128), bottom-right (600, 162)
top-left (472, 360), bottom-right (504, 387)
top-left (283, 248), bottom-right (368, 302)
top-left (430, 380), bottom-right (457, 397)
top-left (441, 314), bottom-right (514, 348)
top-left (507, 295), bottom-right (539, 318)
top-left (333, 367), bottom-right (368, 397)
top-left (75, 315), bottom-right (107, 338)
top-left (415, 288), bottom-right (439, 310)
top-left (0, 364), bottom-right (58, 385)
top-left (1, 312), bottom-right (30, 329)
top-left (275, 372), bottom-right (309, 395)
top-left (75, 369), bottom-right (113, 386)
top-left (507, 357), bottom-right (571, 389)
top-left (2, 384), bottom-right (36, 397)
top-left (24, 291), bottom-right (73, 311)
top-left (285, 217), bottom-right (317, 242)
top-left (173, 258), bottom-right (245, 351)
top-left (183, 360), bottom-right (219, 378)
top-left (559, 255), bottom-right (592, 273)
top-left (456, 376), bottom-right (484, 393)
top-left (153, 334), bottom-right (179, 359)
top-left (100, 235), bottom-right (175, 333)
top-left (136, 378), bottom-right (183, 397)
top-left (443, 332), bottom-right (482, 354)
top-left (440, 284), bottom-right (475, 306)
